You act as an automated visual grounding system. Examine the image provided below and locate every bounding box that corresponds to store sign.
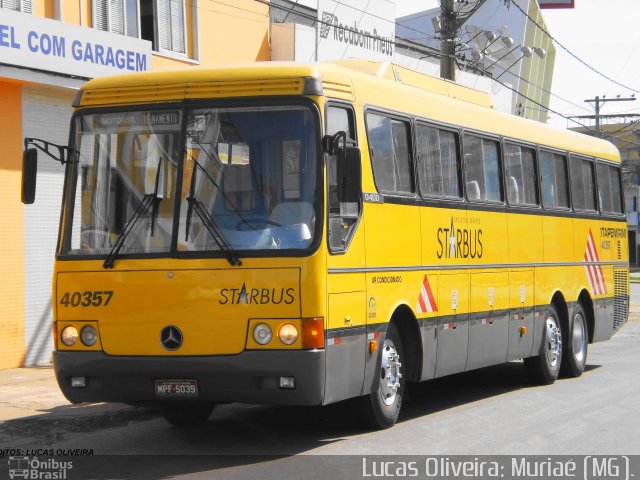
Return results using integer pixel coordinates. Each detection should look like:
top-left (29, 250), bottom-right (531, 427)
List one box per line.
top-left (0, 9), bottom-right (151, 78)
top-left (316, 0), bottom-right (395, 62)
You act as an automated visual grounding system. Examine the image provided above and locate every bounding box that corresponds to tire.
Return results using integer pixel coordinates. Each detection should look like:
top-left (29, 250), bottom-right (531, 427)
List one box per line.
top-left (524, 304), bottom-right (562, 385)
top-left (358, 323), bottom-right (404, 429)
top-left (560, 303), bottom-right (588, 378)
top-left (161, 402), bottom-right (215, 427)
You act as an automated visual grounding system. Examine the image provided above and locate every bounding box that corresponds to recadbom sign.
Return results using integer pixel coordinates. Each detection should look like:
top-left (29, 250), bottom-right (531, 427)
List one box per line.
top-left (316, 0), bottom-right (396, 62)
top-left (0, 8), bottom-right (151, 78)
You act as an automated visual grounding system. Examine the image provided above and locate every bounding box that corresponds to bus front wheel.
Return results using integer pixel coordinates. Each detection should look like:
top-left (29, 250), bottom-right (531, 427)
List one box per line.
top-left (359, 322), bottom-right (404, 429)
top-left (161, 402), bottom-right (215, 427)
top-left (560, 302), bottom-right (588, 378)
top-left (524, 304), bottom-right (562, 385)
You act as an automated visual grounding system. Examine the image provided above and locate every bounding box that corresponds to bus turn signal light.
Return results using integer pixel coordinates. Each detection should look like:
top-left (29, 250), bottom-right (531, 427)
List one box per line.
top-left (301, 317), bottom-right (324, 349)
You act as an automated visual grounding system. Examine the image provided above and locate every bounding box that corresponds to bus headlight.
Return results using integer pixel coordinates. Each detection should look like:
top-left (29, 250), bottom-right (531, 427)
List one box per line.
top-left (253, 323), bottom-right (272, 345)
top-left (61, 326), bottom-right (79, 346)
top-left (278, 323), bottom-right (298, 345)
top-left (80, 325), bottom-right (98, 346)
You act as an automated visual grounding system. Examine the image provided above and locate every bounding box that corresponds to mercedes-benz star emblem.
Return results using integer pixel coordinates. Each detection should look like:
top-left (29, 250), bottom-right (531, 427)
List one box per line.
top-left (160, 325), bottom-right (183, 351)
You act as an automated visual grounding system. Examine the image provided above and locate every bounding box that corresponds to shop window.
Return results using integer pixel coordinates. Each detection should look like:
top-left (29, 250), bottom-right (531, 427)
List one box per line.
top-left (140, 0), bottom-right (186, 54)
top-left (93, 0), bottom-right (125, 35)
top-left (93, 0), bottom-right (139, 37)
top-left (94, 0), bottom-right (187, 54)
top-left (0, 0), bottom-right (32, 12)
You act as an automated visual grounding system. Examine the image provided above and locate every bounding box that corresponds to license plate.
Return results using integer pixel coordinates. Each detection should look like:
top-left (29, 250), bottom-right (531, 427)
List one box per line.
top-left (154, 379), bottom-right (199, 397)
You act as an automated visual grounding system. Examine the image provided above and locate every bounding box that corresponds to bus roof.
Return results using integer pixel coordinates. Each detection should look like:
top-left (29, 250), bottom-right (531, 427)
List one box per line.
top-left (76, 60), bottom-right (620, 163)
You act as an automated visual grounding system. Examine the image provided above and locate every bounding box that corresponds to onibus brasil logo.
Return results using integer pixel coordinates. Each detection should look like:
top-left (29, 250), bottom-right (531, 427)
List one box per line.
top-left (8, 457), bottom-right (72, 479)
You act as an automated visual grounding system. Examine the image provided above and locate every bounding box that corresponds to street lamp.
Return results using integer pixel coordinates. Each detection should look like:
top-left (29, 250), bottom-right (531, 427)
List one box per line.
top-left (494, 45), bottom-right (545, 80)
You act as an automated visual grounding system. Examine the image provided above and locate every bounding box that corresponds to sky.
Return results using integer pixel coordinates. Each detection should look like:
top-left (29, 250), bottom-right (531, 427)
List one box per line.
top-left (394, 0), bottom-right (640, 130)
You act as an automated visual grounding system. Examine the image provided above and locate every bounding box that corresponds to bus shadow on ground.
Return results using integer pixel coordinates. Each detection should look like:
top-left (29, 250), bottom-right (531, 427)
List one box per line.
top-left (0, 361), bottom-right (602, 479)
top-left (158, 360), bottom-right (602, 452)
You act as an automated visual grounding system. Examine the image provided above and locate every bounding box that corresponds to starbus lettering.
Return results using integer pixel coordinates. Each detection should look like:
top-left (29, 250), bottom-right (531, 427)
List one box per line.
top-left (435, 218), bottom-right (484, 259)
top-left (219, 283), bottom-right (295, 305)
top-left (436, 217), bottom-right (483, 259)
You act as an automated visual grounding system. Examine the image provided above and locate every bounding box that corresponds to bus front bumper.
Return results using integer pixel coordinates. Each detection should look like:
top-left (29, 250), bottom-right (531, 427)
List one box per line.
top-left (53, 350), bottom-right (325, 406)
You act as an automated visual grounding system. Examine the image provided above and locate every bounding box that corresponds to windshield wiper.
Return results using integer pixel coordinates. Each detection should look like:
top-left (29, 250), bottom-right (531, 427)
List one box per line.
top-left (103, 158), bottom-right (164, 269)
top-left (186, 196), bottom-right (242, 266)
top-left (102, 194), bottom-right (155, 269)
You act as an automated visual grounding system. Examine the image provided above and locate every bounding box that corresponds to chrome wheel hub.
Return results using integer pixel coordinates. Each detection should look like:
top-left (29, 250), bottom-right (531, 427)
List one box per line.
top-left (545, 316), bottom-right (562, 368)
top-left (572, 313), bottom-right (586, 363)
top-left (380, 339), bottom-right (402, 406)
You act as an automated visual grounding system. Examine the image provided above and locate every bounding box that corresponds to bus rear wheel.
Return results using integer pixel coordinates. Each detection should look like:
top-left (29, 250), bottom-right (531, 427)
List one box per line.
top-left (560, 303), bottom-right (588, 378)
top-left (524, 304), bottom-right (562, 385)
top-left (161, 402), bottom-right (215, 427)
top-left (359, 323), bottom-right (404, 429)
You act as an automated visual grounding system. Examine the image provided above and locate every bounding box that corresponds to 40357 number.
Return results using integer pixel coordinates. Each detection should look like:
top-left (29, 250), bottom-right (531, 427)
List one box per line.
top-left (59, 291), bottom-right (113, 307)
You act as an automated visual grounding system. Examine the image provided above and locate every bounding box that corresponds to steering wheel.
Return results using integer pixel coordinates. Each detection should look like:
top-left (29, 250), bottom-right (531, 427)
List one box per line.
top-left (236, 218), bottom-right (282, 231)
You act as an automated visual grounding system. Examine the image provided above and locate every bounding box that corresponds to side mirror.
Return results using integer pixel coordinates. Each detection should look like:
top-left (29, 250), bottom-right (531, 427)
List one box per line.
top-left (22, 148), bottom-right (38, 204)
top-left (337, 146), bottom-right (361, 203)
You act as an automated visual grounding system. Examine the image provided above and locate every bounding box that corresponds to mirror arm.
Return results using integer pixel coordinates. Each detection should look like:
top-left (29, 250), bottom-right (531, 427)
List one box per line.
top-left (322, 131), bottom-right (347, 155)
top-left (24, 138), bottom-right (74, 165)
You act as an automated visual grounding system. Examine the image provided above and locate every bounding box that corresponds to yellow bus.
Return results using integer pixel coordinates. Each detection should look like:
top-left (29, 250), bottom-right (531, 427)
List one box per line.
top-left (22, 60), bottom-right (629, 428)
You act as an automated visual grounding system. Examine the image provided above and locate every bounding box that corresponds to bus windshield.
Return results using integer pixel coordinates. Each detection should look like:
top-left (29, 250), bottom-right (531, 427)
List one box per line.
top-left (64, 105), bottom-right (319, 258)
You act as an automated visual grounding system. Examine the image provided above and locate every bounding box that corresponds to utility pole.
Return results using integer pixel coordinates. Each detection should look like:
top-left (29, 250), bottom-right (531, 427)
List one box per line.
top-left (439, 0), bottom-right (457, 81)
top-left (439, 0), bottom-right (488, 81)
top-left (585, 95), bottom-right (636, 136)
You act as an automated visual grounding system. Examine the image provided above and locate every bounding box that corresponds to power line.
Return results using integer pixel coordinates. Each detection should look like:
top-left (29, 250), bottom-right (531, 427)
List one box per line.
top-left (254, 0), bottom-right (458, 64)
top-left (189, 0), bottom-right (638, 147)
top-left (491, 75), bottom-right (640, 148)
top-left (479, 56), bottom-right (592, 114)
top-left (510, 0), bottom-right (640, 95)
top-left (330, 0), bottom-right (440, 45)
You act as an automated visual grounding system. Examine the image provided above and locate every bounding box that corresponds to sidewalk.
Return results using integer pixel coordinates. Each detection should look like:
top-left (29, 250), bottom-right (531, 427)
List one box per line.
top-left (1, 303), bottom-right (639, 425)
top-left (0, 366), bottom-right (147, 422)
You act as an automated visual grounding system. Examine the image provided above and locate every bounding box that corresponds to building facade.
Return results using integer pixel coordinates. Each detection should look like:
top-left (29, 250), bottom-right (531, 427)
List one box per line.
top-left (0, 0), bottom-right (269, 369)
top-left (396, 0), bottom-right (556, 122)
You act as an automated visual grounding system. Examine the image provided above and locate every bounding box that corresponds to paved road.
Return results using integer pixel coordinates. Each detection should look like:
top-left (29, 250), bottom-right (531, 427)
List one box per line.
top-left (2, 305), bottom-right (639, 479)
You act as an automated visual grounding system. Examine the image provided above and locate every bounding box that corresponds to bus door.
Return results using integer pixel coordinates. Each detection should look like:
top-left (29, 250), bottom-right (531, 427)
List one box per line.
top-left (324, 103), bottom-right (367, 404)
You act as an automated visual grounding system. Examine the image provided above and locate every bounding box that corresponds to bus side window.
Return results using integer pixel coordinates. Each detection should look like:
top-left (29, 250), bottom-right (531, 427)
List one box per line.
top-left (541, 150), bottom-right (569, 209)
top-left (327, 105), bottom-right (360, 252)
top-left (570, 156), bottom-right (596, 212)
top-left (504, 143), bottom-right (538, 206)
top-left (366, 112), bottom-right (414, 196)
top-left (416, 124), bottom-right (461, 198)
top-left (463, 134), bottom-right (502, 203)
top-left (597, 162), bottom-right (624, 214)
